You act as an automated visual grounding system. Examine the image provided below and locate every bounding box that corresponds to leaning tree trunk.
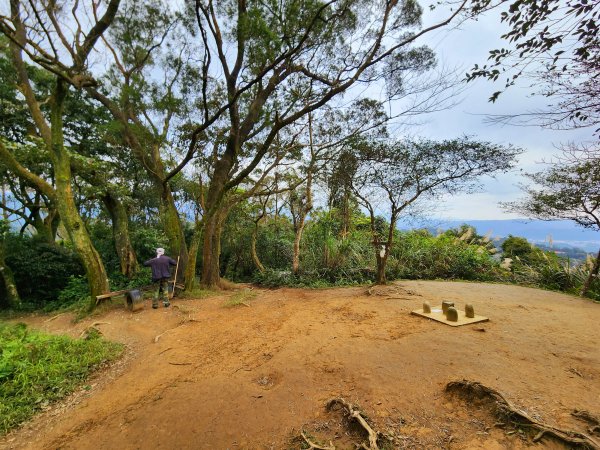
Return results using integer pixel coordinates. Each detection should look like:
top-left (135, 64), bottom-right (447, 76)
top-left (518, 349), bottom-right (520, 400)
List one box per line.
top-left (0, 243), bottom-right (20, 308)
top-left (102, 193), bottom-right (138, 278)
top-left (580, 247), bottom-right (600, 297)
top-left (50, 80), bottom-right (109, 304)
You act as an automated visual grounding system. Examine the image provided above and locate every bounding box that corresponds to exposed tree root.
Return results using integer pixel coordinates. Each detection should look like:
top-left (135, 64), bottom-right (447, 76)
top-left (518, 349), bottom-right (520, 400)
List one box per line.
top-left (573, 410), bottom-right (600, 435)
top-left (446, 380), bottom-right (600, 449)
top-left (44, 312), bottom-right (66, 322)
top-left (327, 398), bottom-right (380, 450)
top-left (300, 431), bottom-right (334, 450)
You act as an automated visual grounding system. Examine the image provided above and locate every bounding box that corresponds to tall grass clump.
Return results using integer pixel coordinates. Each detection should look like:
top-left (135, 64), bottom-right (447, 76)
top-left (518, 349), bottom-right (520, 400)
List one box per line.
top-left (388, 230), bottom-right (500, 281)
top-left (0, 322), bottom-right (123, 435)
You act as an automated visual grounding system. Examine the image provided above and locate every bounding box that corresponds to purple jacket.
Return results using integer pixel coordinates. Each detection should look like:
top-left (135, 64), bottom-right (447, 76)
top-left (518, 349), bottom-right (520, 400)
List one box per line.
top-left (143, 255), bottom-right (177, 281)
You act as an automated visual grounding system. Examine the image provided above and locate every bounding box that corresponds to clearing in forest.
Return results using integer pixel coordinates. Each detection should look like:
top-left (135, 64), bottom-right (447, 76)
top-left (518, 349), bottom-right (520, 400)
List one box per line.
top-left (1, 281), bottom-right (599, 450)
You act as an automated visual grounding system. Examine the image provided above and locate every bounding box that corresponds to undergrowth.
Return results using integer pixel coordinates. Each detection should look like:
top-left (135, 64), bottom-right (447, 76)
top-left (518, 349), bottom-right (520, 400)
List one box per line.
top-left (0, 322), bottom-right (123, 435)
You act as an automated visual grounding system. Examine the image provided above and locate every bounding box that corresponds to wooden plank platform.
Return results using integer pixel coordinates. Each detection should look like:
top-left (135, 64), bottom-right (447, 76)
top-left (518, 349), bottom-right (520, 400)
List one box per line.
top-left (95, 282), bottom-right (185, 304)
top-left (411, 306), bottom-right (489, 327)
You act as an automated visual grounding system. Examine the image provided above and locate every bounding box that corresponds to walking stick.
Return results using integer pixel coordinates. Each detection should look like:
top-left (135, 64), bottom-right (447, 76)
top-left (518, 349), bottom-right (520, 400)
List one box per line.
top-left (171, 256), bottom-right (180, 300)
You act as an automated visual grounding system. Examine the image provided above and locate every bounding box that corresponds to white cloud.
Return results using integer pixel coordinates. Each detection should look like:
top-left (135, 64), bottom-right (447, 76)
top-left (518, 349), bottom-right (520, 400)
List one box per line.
top-left (388, 4), bottom-right (598, 220)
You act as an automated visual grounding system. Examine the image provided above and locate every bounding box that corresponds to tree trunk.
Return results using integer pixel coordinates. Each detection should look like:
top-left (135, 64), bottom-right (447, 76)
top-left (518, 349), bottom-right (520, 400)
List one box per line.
top-left (184, 221), bottom-right (202, 290)
top-left (580, 247), bottom-right (600, 297)
top-left (0, 243), bottom-right (20, 308)
top-left (373, 215), bottom-right (396, 285)
top-left (31, 207), bottom-right (58, 243)
top-left (200, 140), bottom-right (236, 288)
top-left (201, 211), bottom-right (225, 288)
top-left (292, 219), bottom-right (306, 275)
top-left (49, 80), bottom-right (109, 304)
top-left (154, 178), bottom-right (188, 282)
top-left (251, 221), bottom-right (265, 273)
top-left (102, 193), bottom-right (138, 278)
top-left (375, 250), bottom-right (388, 284)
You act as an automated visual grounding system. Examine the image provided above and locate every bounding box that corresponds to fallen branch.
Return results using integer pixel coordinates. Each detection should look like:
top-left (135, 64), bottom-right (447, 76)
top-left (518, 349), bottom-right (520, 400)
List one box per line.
top-left (168, 362), bottom-right (192, 366)
top-left (446, 380), bottom-right (599, 449)
top-left (300, 431), bottom-right (335, 450)
top-left (327, 398), bottom-right (380, 450)
top-left (569, 367), bottom-right (584, 378)
top-left (44, 313), bottom-right (65, 322)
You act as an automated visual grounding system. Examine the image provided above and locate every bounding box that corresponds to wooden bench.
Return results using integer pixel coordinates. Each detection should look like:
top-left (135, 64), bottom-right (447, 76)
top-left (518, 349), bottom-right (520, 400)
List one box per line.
top-left (95, 282), bottom-right (185, 305)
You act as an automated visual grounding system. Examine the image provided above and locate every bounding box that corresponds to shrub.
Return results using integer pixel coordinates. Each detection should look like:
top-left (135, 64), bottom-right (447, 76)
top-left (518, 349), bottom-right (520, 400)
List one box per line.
top-left (389, 231), bottom-right (500, 281)
top-left (3, 236), bottom-right (84, 307)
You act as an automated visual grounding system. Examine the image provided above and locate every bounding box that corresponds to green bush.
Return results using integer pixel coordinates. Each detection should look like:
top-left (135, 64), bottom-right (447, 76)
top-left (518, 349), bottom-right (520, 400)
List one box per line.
top-left (109, 267), bottom-right (152, 290)
top-left (389, 231), bottom-right (500, 281)
top-left (0, 322), bottom-right (123, 435)
top-left (3, 236), bottom-right (84, 307)
top-left (131, 225), bottom-right (169, 263)
top-left (42, 275), bottom-right (91, 312)
top-left (89, 220), bottom-right (121, 276)
top-left (502, 235), bottom-right (534, 261)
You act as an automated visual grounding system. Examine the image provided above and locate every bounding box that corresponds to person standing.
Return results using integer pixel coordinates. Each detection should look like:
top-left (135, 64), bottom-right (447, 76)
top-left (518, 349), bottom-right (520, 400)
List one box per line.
top-left (144, 248), bottom-right (177, 309)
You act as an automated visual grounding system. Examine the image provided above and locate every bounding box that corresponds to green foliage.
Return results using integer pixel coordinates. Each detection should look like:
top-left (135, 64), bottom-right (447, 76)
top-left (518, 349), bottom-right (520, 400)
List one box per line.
top-left (109, 268), bottom-right (152, 291)
top-left (468, 0), bottom-right (599, 128)
top-left (89, 221), bottom-right (121, 276)
top-left (53, 276), bottom-right (90, 310)
top-left (501, 235), bottom-right (533, 260)
top-left (131, 226), bottom-right (170, 264)
top-left (2, 236), bottom-right (84, 307)
top-left (0, 322), bottom-right (123, 435)
top-left (498, 235), bottom-right (600, 298)
top-left (389, 230), bottom-right (500, 281)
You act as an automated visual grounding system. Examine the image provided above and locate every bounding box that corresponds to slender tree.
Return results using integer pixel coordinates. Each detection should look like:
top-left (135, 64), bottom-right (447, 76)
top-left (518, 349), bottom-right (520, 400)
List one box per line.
top-left (350, 137), bottom-right (521, 284)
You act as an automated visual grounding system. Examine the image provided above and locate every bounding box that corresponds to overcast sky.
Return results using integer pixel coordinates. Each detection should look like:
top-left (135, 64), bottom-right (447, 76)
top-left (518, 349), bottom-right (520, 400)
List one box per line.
top-left (394, 3), bottom-right (597, 220)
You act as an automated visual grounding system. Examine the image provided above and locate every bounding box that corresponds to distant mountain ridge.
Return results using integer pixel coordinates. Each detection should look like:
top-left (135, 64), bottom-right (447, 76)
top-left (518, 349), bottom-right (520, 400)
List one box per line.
top-left (407, 219), bottom-right (600, 252)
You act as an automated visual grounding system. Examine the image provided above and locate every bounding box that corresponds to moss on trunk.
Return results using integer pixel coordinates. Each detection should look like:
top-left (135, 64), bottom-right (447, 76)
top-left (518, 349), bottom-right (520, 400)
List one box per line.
top-left (201, 213), bottom-right (224, 288)
top-left (184, 221), bottom-right (202, 290)
top-left (49, 80), bottom-right (109, 304)
top-left (102, 193), bottom-right (138, 278)
top-left (0, 243), bottom-right (20, 308)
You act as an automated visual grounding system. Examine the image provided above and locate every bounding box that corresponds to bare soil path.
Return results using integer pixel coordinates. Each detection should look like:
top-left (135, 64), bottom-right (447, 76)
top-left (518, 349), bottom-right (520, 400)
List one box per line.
top-left (1, 281), bottom-right (599, 449)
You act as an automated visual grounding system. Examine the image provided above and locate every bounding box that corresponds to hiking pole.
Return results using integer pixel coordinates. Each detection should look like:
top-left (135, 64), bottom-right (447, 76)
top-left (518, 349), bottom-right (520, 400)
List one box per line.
top-left (171, 256), bottom-right (180, 300)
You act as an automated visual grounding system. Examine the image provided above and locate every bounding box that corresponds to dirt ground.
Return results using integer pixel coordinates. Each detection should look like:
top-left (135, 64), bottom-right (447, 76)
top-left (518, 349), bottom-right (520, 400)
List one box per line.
top-left (1, 280), bottom-right (599, 450)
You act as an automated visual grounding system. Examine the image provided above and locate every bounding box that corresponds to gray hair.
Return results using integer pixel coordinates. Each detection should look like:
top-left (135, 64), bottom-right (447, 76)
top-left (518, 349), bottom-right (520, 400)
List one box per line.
top-left (156, 248), bottom-right (165, 256)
